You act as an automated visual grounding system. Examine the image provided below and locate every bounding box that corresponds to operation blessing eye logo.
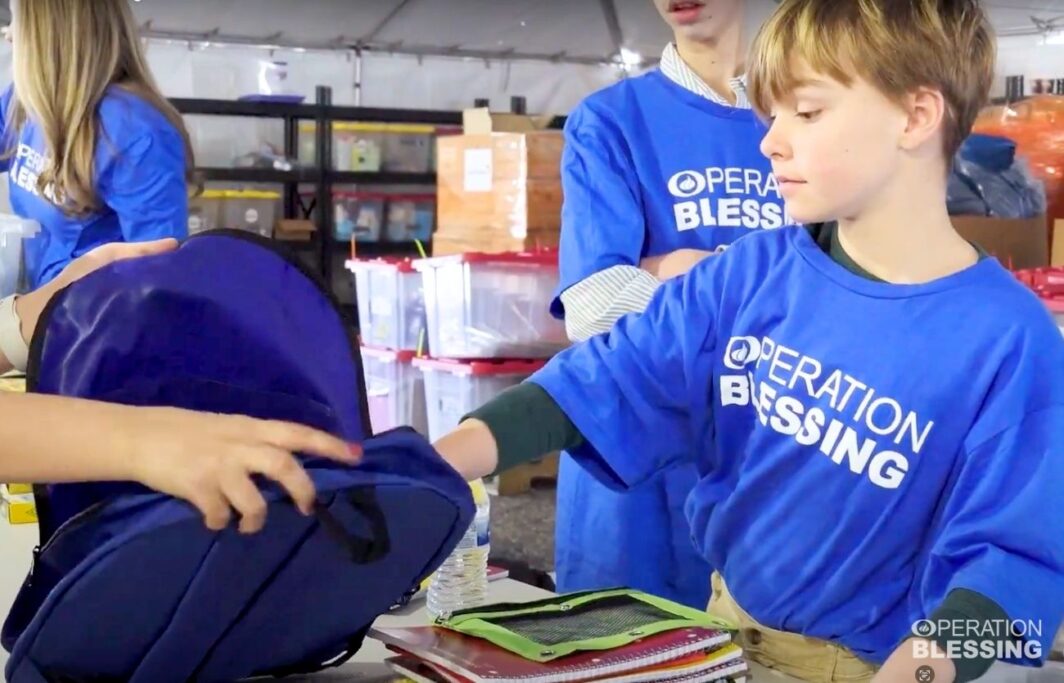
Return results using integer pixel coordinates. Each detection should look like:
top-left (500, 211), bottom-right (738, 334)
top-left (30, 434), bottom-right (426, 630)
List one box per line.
top-left (724, 336), bottom-right (762, 370)
top-left (668, 170), bottom-right (708, 198)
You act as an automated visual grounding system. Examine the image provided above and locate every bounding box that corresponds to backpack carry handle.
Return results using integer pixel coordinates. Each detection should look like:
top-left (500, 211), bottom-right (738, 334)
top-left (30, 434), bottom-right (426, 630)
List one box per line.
top-left (315, 488), bottom-right (391, 564)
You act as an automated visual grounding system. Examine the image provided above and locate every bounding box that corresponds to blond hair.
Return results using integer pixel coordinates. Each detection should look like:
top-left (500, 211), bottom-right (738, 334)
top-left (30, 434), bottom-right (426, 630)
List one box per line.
top-left (5, 0), bottom-right (195, 216)
top-left (747, 0), bottom-right (995, 158)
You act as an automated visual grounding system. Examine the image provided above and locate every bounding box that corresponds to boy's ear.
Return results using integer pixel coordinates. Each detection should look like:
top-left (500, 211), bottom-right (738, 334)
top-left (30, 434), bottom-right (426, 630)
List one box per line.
top-left (898, 87), bottom-right (946, 152)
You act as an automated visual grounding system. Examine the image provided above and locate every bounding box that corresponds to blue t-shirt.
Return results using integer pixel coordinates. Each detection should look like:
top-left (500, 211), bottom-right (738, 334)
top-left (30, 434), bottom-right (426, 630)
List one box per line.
top-left (1, 86), bottom-right (189, 287)
top-left (532, 226), bottom-right (1064, 664)
top-left (552, 69), bottom-right (790, 316)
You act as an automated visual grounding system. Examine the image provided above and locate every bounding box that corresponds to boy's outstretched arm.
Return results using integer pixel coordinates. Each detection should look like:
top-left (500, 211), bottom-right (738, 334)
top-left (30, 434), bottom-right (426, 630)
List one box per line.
top-left (434, 258), bottom-right (723, 487)
top-left (434, 383), bottom-right (584, 480)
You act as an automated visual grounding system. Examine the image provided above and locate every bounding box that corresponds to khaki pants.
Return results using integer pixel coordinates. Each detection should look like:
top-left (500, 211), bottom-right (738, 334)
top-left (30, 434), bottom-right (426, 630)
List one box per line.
top-left (707, 573), bottom-right (877, 683)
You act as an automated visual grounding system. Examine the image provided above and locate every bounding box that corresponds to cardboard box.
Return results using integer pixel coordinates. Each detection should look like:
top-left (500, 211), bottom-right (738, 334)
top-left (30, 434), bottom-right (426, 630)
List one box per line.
top-left (432, 228), bottom-right (561, 257)
top-left (462, 108), bottom-right (560, 134)
top-left (951, 215), bottom-right (1048, 269)
top-left (436, 133), bottom-right (563, 247)
top-left (436, 130), bottom-right (564, 253)
top-left (275, 219), bottom-right (316, 242)
top-left (437, 179), bottom-right (563, 237)
top-left (437, 132), bottom-right (563, 182)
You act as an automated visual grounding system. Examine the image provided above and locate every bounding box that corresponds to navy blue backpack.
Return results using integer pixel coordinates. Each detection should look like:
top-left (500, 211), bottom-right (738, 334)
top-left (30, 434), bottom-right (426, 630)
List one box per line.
top-left (1, 231), bottom-right (474, 682)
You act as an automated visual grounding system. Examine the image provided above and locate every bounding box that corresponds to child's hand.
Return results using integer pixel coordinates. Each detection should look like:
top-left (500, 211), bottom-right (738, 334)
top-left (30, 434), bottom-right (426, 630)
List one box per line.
top-left (125, 407), bottom-right (362, 534)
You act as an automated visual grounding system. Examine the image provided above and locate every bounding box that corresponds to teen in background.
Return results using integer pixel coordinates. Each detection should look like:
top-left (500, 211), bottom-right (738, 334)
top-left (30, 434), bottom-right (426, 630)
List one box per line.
top-left (552, 0), bottom-right (784, 608)
top-left (1, 0), bottom-right (192, 288)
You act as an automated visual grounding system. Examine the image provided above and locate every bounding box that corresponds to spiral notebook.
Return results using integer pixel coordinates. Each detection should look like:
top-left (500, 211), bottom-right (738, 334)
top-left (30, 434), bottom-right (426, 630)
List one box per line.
top-left (384, 651), bottom-right (747, 683)
top-left (370, 625), bottom-right (737, 683)
top-left (385, 646), bottom-right (749, 680)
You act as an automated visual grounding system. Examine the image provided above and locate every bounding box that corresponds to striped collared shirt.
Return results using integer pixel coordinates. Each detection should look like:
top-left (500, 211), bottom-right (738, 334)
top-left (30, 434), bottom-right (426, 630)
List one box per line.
top-left (558, 45), bottom-right (750, 341)
top-left (658, 42), bottom-right (750, 108)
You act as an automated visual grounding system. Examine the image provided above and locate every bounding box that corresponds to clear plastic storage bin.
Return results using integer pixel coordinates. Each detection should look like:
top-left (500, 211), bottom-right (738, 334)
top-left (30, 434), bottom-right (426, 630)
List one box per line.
top-left (361, 346), bottom-right (428, 435)
top-left (347, 258), bottom-right (427, 352)
top-left (382, 124), bottom-right (435, 173)
top-left (224, 190), bottom-right (280, 237)
top-left (1016, 267), bottom-right (1064, 335)
top-left (334, 192), bottom-right (385, 242)
top-left (299, 122), bottom-right (384, 171)
top-left (415, 251), bottom-right (568, 359)
top-left (188, 190), bottom-right (226, 234)
top-left (413, 358), bottom-right (547, 441)
top-left (201, 190), bottom-right (281, 237)
top-left (0, 215), bottom-right (40, 297)
top-left (385, 194), bottom-right (435, 242)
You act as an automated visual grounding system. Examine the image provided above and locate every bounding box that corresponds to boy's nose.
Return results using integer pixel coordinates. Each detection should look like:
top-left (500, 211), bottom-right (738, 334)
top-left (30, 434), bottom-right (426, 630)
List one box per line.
top-left (760, 121), bottom-right (789, 161)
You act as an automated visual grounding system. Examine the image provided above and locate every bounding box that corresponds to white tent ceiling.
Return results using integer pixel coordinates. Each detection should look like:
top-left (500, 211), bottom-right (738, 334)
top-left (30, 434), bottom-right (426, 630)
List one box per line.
top-left (124, 0), bottom-right (1064, 56)
top-left (0, 1), bottom-right (1053, 63)
top-left (126, 0), bottom-right (676, 67)
top-left (989, 0), bottom-right (1064, 36)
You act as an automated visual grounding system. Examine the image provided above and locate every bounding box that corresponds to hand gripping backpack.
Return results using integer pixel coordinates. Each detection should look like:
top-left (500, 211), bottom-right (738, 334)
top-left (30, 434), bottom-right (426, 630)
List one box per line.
top-left (1, 231), bottom-right (474, 683)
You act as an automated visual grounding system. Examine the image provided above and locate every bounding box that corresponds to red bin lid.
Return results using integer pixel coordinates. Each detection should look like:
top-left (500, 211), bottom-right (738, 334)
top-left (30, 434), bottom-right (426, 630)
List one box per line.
top-left (411, 357), bottom-right (549, 376)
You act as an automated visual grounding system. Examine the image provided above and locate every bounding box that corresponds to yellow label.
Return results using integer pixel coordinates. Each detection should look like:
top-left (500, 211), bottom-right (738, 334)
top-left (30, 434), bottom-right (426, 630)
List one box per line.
top-left (300, 122), bottom-right (393, 134)
top-left (338, 122), bottom-right (390, 134)
top-left (4, 483), bottom-right (32, 495)
top-left (225, 190), bottom-right (281, 200)
top-left (202, 190), bottom-right (282, 200)
top-left (385, 123), bottom-right (436, 135)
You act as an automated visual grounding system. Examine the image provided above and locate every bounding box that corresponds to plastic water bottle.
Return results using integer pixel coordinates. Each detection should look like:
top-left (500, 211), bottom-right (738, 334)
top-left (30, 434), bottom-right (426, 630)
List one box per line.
top-left (427, 479), bottom-right (490, 620)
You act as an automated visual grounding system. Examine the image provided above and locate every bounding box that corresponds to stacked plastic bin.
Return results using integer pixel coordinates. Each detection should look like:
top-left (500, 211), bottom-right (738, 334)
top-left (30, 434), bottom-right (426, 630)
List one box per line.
top-left (347, 257), bottom-right (430, 436)
top-left (1015, 267), bottom-right (1064, 335)
top-left (188, 189), bottom-right (281, 237)
top-left (0, 213), bottom-right (36, 524)
top-left (0, 214), bottom-right (40, 299)
top-left (412, 250), bottom-right (569, 441)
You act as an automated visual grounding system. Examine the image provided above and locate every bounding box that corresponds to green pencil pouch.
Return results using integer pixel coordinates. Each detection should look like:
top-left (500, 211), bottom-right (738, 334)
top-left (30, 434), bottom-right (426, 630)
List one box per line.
top-left (436, 588), bottom-right (737, 662)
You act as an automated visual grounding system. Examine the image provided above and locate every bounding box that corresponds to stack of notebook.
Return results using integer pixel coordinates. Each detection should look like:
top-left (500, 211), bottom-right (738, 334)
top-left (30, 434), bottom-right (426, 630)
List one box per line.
top-left (370, 625), bottom-right (746, 683)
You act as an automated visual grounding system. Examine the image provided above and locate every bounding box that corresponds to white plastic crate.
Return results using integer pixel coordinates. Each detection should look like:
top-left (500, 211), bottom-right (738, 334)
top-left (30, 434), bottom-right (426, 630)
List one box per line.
top-left (414, 251), bottom-right (567, 359)
top-left (413, 358), bottom-right (547, 442)
top-left (0, 215), bottom-right (40, 297)
top-left (347, 258), bottom-right (427, 352)
top-left (361, 346), bottom-right (428, 436)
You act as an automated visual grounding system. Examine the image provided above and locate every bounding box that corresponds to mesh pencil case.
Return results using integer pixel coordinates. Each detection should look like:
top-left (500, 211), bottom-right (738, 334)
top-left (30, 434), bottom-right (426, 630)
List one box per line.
top-left (437, 589), bottom-right (737, 662)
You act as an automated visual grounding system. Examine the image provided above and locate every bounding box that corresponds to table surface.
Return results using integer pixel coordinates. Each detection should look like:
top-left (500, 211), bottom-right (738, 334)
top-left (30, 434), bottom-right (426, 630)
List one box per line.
top-left (1, 522), bottom-right (1062, 682)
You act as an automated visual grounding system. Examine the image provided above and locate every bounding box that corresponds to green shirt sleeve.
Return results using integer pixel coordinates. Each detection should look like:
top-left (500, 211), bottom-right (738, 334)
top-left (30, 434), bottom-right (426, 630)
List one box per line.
top-left (925, 589), bottom-right (1012, 683)
top-left (463, 382), bottom-right (585, 474)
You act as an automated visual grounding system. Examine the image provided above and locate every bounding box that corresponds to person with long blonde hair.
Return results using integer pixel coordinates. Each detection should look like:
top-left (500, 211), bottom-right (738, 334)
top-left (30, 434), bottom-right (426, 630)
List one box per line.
top-left (2, 0), bottom-right (193, 288)
top-left (0, 0), bottom-right (359, 537)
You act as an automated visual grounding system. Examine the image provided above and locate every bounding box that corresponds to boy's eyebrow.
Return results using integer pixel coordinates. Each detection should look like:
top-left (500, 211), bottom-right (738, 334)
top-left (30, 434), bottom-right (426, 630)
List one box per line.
top-left (792, 77), bottom-right (833, 90)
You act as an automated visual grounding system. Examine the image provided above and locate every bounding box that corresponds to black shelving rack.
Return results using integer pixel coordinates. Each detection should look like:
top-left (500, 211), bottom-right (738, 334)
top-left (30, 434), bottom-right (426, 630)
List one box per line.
top-left (171, 86), bottom-right (462, 298)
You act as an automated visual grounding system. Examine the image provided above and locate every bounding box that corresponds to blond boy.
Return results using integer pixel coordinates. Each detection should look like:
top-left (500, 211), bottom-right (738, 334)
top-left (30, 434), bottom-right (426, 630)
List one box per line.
top-left (434, 1), bottom-right (1064, 682)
